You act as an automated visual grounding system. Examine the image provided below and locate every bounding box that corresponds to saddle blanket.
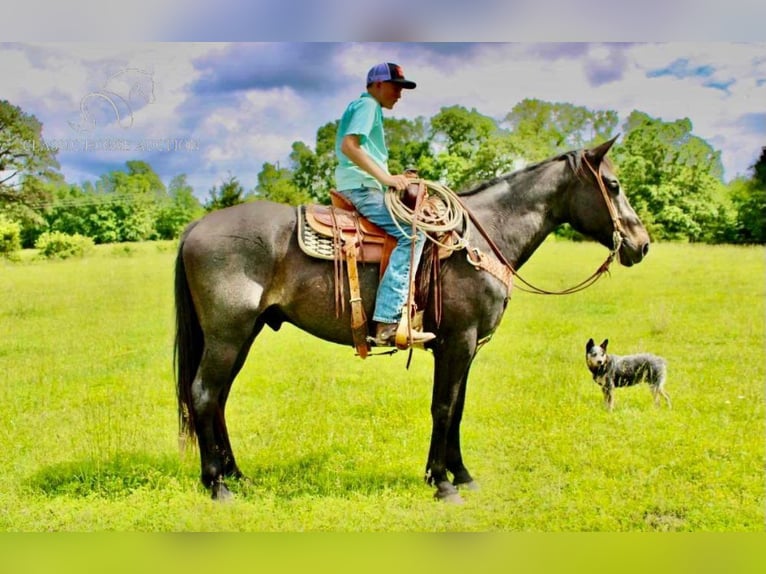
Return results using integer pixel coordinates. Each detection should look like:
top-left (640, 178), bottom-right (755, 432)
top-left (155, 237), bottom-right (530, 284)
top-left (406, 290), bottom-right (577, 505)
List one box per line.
top-left (297, 205), bottom-right (337, 260)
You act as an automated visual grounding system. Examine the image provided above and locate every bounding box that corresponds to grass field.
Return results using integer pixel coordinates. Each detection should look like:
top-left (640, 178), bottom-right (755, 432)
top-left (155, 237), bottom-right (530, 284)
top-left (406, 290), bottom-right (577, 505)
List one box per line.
top-left (0, 239), bottom-right (763, 531)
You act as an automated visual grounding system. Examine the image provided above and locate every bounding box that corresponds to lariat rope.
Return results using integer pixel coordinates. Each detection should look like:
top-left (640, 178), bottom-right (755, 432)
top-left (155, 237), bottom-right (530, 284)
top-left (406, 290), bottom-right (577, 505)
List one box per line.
top-left (384, 179), bottom-right (470, 251)
top-left (382, 158), bottom-right (623, 296)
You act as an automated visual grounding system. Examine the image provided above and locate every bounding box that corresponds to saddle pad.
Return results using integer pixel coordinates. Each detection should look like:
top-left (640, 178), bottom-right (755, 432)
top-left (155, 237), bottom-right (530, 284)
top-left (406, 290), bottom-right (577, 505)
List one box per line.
top-left (297, 205), bottom-right (337, 260)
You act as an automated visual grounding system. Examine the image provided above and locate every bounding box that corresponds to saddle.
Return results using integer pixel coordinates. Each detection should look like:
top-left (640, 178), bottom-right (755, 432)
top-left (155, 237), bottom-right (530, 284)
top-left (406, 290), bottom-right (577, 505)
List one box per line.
top-left (297, 183), bottom-right (453, 358)
top-left (303, 190), bottom-right (397, 269)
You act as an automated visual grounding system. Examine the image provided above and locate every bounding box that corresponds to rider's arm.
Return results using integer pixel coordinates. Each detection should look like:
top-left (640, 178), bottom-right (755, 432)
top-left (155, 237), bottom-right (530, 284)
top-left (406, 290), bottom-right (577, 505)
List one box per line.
top-left (340, 134), bottom-right (409, 191)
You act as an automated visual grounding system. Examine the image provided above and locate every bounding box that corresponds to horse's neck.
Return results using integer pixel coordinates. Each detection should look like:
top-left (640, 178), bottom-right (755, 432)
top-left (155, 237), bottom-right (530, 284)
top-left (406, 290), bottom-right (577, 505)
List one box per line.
top-left (462, 169), bottom-right (564, 269)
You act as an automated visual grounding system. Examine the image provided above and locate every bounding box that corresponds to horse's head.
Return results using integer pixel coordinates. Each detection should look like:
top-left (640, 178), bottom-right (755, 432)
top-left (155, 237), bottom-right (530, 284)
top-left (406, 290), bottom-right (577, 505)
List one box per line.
top-left (569, 137), bottom-right (650, 267)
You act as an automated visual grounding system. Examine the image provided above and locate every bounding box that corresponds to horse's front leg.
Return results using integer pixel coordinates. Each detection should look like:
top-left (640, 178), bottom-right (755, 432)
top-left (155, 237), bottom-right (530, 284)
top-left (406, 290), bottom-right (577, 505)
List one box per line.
top-left (446, 368), bottom-right (479, 491)
top-left (426, 337), bottom-right (477, 503)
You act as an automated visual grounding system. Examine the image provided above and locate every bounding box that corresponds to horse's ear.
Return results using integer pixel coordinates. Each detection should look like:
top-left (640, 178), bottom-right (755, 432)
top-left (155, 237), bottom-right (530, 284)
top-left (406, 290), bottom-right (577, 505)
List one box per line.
top-left (586, 338), bottom-right (594, 351)
top-left (585, 135), bottom-right (620, 164)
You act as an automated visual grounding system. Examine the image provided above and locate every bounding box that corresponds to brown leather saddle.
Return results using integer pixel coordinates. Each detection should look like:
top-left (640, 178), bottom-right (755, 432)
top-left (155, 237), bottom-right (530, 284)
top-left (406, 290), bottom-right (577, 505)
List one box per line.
top-left (304, 190), bottom-right (398, 274)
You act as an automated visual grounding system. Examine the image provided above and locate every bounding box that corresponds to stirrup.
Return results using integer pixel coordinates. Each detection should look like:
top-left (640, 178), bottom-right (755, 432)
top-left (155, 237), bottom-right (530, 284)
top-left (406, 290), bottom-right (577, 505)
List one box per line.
top-left (395, 310), bottom-right (435, 350)
top-left (368, 322), bottom-right (398, 347)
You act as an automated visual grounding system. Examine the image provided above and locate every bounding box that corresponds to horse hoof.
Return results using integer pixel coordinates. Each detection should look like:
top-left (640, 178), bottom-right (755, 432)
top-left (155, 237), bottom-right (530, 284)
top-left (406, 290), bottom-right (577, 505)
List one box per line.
top-left (455, 479), bottom-right (480, 491)
top-left (434, 481), bottom-right (464, 504)
top-left (211, 481), bottom-right (234, 502)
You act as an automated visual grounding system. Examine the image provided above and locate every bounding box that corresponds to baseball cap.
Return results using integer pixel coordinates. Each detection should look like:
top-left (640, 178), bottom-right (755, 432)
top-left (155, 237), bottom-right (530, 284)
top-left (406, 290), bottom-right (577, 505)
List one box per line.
top-left (366, 62), bottom-right (417, 89)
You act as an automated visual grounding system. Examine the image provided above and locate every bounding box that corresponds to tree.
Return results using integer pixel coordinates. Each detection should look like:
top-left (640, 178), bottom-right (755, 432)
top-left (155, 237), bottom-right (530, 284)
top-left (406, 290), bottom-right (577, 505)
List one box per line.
top-left (125, 160), bottom-right (167, 200)
top-left (612, 111), bottom-right (726, 242)
top-left (103, 161), bottom-right (165, 241)
top-left (155, 174), bottom-right (203, 239)
top-left (383, 116), bottom-right (434, 177)
top-left (205, 175), bottom-right (249, 212)
top-left (287, 121), bottom-right (339, 204)
top-left (0, 100), bottom-right (60, 194)
top-left (0, 100), bottom-right (62, 246)
top-left (3, 176), bottom-right (56, 247)
top-left (45, 182), bottom-right (114, 243)
top-left (504, 98), bottom-right (619, 162)
top-left (728, 148), bottom-right (766, 244)
top-left (429, 105), bottom-right (505, 189)
top-left (256, 161), bottom-right (311, 206)
top-left (41, 161), bottom-right (173, 244)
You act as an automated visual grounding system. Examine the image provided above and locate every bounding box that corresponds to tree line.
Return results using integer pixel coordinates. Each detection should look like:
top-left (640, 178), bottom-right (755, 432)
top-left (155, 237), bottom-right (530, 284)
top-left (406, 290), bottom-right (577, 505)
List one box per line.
top-left (1, 98), bottom-right (764, 251)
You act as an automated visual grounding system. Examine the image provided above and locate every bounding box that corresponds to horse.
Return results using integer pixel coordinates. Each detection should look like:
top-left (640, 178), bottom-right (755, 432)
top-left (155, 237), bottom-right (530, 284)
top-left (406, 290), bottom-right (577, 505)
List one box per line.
top-left (174, 137), bottom-right (650, 502)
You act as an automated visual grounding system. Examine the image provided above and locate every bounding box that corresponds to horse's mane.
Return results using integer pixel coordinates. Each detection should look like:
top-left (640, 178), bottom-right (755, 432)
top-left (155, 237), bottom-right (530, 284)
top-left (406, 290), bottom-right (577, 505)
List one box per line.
top-left (457, 148), bottom-right (615, 197)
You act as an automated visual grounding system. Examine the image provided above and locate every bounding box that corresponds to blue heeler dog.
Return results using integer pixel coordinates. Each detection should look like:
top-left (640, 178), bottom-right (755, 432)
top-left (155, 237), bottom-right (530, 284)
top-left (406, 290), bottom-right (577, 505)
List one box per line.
top-left (585, 338), bottom-right (671, 411)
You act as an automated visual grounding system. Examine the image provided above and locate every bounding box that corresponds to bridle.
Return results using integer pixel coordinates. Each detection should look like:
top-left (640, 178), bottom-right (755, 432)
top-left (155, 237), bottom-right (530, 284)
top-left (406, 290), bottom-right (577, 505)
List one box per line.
top-left (582, 154), bottom-right (626, 244)
top-left (462, 153), bottom-right (625, 296)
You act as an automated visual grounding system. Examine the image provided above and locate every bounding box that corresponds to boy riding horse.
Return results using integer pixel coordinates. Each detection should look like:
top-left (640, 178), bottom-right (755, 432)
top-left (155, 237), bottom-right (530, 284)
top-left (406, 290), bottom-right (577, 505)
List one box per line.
top-left (334, 62), bottom-right (435, 346)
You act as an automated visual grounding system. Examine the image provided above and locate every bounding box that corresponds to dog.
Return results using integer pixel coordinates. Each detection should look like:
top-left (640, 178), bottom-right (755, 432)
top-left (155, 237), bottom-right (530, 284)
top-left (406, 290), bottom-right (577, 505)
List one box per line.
top-left (585, 338), bottom-right (671, 411)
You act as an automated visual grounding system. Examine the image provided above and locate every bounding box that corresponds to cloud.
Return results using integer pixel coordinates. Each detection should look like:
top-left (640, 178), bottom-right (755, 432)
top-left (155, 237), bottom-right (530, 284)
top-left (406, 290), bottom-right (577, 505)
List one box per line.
top-left (581, 44), bottom-right (631, 86)
top-left (2, 41), bottom-right (764, 198)
top-left (191, 44), bottom-right (352, 94)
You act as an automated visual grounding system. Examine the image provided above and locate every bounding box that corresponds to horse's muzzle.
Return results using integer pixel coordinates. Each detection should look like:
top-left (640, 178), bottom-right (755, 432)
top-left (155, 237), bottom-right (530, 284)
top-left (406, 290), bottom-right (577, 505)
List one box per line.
top-left (618, 237), bottom-right (649, 267)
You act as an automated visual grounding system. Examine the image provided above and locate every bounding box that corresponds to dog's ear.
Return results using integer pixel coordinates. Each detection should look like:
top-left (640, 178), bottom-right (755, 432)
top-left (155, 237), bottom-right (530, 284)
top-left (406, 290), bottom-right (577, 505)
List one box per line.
top-left (586, 338), bottom-right (594, 351)
top-left (601, 339), bottom-right (609, 350)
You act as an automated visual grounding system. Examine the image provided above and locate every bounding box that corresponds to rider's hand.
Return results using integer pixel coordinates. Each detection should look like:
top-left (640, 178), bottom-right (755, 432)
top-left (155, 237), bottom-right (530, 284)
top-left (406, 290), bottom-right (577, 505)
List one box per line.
top-left (383, 173), bottom-right (410, 191)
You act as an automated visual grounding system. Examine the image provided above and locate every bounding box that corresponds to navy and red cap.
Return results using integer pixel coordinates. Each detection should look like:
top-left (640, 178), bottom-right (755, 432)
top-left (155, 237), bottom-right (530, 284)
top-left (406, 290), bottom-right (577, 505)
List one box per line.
top-left (366, 62), bottom-right (417, 89)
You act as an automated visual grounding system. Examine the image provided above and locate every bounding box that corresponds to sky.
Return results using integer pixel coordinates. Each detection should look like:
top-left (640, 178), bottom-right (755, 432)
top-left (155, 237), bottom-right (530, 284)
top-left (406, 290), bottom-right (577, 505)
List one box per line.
top-left (2, 34), bottom-right (764, 200)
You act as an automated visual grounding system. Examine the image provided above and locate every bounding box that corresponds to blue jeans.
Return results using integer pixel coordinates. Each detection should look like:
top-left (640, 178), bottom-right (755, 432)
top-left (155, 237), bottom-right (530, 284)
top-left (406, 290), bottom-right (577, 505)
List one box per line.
top-left (339, 186), bottom-right (426, 324)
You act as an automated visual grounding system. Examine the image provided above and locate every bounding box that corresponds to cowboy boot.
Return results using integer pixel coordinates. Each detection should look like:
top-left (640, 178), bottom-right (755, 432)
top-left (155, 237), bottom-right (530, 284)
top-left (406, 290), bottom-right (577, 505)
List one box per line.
top-left (374, 321), bottom-right (435, 347)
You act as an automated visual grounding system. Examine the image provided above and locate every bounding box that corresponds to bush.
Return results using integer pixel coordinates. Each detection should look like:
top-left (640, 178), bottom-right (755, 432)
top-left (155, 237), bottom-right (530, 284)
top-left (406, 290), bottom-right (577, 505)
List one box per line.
top-left (0, 216), bottom-right (22, 260)
top-left (35, 231), bottom-right (94, 260)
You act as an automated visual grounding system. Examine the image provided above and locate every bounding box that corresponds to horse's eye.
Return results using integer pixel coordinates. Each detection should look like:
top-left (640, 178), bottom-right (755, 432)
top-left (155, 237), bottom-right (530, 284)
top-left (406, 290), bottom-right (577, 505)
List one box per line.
top-left (606, 178), bottom-right (620, 193)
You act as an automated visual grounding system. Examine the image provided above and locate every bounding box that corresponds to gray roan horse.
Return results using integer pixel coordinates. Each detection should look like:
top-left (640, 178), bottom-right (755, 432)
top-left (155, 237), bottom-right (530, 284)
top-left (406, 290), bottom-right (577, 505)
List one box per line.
top-left (174, 137), bottom-right (650, 502)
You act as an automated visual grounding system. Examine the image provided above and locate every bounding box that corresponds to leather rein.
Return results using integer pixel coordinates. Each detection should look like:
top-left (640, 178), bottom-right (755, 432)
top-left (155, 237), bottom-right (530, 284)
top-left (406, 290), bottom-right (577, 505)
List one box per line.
top-left (459, 154), bottom-right (626, 296)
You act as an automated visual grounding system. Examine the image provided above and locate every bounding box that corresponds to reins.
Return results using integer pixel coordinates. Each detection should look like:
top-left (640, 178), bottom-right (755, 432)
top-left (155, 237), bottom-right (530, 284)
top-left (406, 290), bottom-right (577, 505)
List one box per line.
top-left (480, 154), bottom-right (624, 295)
top-left (470, 154), bottom-right (624, 296)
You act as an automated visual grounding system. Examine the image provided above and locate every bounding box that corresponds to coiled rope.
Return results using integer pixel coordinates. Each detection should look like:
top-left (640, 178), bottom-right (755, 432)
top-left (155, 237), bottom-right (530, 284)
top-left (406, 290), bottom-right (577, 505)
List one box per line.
top-left (383, 179), bottom-right (470, 252)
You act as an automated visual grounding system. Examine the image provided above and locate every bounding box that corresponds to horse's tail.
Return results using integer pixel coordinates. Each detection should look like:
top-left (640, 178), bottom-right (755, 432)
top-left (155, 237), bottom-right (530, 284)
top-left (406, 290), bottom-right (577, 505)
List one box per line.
top-left (174, 230), bottom-right (202, 451)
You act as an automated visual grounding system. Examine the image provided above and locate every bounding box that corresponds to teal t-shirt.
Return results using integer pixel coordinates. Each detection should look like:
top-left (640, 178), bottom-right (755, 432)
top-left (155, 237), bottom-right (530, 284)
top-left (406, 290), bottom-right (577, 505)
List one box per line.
top-left (334, 92), bottom-right (389, 192)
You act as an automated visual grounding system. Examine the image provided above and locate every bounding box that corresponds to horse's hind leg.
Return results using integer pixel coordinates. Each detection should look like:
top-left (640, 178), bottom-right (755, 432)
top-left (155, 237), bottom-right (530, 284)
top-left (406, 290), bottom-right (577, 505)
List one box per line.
top-left (214, 383), bottom-right (242, 479)
top-left (192, 336), bottom-right (251, 499)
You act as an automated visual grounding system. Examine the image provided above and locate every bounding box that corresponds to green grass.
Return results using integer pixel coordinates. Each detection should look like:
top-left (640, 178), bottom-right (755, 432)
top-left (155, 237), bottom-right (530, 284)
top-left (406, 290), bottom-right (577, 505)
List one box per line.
top-left (0, 239), bottom-right (763, 531)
